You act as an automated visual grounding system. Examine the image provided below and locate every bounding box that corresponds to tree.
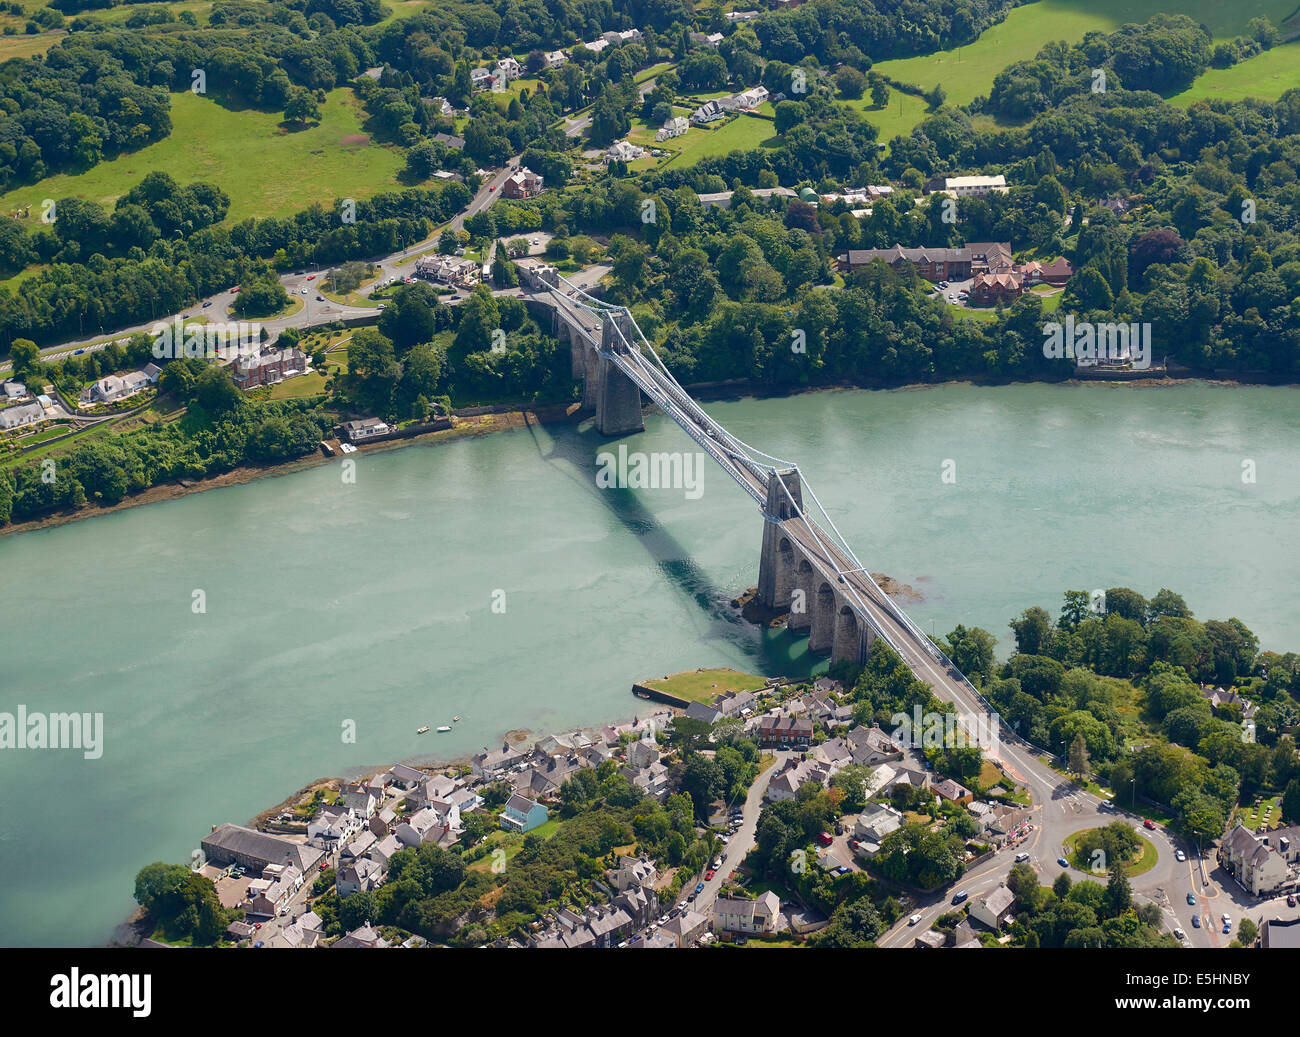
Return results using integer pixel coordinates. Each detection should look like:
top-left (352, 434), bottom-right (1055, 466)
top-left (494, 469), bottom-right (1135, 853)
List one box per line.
top-left (835, 66), bottom-right (866, 100)
top-left (1068, 732), bottom-right (1092, 780)
top-left (1105, 863), bottom-right (1131, 916)
top-left (8, 338), bottom-right (40, 381)
top-left (1282, 778), bottom-right (1300, 825)
top-left (284, 86), bottom-right (321, 126)
top-left (1010, 606), bottom-right (1053, 656)
top-left (869, 75), bottom-right (889, 109)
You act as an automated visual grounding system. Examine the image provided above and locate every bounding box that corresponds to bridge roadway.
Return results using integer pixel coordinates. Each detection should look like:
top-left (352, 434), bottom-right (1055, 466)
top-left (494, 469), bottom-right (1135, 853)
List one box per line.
top-left (543, 274), bottom-right (1214, 943)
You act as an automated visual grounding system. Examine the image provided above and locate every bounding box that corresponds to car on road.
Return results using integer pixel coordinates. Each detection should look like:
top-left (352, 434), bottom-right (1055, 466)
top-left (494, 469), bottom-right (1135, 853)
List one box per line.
top-left (1143, 819), bottom-right (1157, 830)
top-left (1057, 857), bottom-right (1069, 867)
top-left (1173, 928), bottom-right (1186, 940)
top-left (695, 882), bottom-right (704, 894)
top-left (489, 185), bottom-right (496, 191)
top-left (1176, 850), bottom-right (1186, 862)
top-left (1191, 914), bottom-right (1201, 928)
top-left (1187, 892), bottom-right (1197, 905)
top-left (300, 286), bottom-right (309, 295)
top-left (908, 914), bottom-right (922, 926)
top-left (202, 300), bottom-right (212, 307)
top-left (713, 857), bottom-right (723, 869)
top-left (1221, 913), bottom-right (1231, 924)
top-left (951, 890), bottom-right (968, 904)
top-left (307, 274), bottom-right (315, 281)
top-left (74, 348), bottom-right (84, 355)
top-left (1223, 921), bottom-right (1232, 934)
top-left (253, 922), bottom-right (262, 930)
top-left (1289, 894), bottom-right (1297, 907)
top-left (1015, 852), bottom-right (1030, 862)
top-left (705, 870), bottom-right (715, 880)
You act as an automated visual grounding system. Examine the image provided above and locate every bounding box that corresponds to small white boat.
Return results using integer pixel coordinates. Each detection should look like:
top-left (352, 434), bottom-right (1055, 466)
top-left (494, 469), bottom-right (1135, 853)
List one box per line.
top-left (436, 725), bottom-right (452, 732)
top-left (416, 726), bottom-right (429, 734)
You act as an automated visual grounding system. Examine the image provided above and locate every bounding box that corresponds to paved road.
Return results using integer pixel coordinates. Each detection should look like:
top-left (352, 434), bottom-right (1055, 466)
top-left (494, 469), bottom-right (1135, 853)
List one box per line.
top-left (1, 160), bottom-right (526, 374)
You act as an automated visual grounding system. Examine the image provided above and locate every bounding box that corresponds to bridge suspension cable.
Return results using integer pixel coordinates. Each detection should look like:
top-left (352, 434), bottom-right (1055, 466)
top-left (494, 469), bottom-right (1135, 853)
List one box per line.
top-left (551, 271), bottom-right (1001, 709)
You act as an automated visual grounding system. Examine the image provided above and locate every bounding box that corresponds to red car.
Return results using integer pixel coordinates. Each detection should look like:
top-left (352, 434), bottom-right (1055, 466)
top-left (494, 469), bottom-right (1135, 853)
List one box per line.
top-left (705, 869), bottom-right (715, 880)
top-left (253, 922), bottom-right (262, 930)
top-left (816, 832), bottom-right (833, 846)
top-left (307, 274), bottom-right (316, 281)
top-left (1143, 820), bottom-right (1157, 830)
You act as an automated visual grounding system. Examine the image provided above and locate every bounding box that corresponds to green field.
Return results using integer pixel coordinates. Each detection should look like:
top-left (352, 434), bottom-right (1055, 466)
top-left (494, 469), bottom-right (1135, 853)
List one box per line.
top-left (0, 88), bottom-right (408, 224)
top-left (1169, 40), bottom-right (1300, 104)
top-left (642, 667), bottom-right (767, 704)
top-left (848, 0), bottom-right (1300, 145)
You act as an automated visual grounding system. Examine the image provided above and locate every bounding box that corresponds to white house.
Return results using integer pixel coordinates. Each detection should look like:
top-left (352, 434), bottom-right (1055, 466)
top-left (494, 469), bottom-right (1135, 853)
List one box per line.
top-left (656, 116), bottom-right (688, 140)
top-left (497, 56), bottom-right (522, 80)
top-left (606, 139), bottom-right (646, 163)
top-left (691, 100), bottom-right (726, 124)
top-left (544, 51), bottom-right (567, 68)
top-left (969, 886), bottom-right (1016, 930)
top-left (0, 400), bottom-right (44, 431)
top-left (470, 67), bottom-right (494, 91)
top-left (714, 891), bottom-right (781, 934)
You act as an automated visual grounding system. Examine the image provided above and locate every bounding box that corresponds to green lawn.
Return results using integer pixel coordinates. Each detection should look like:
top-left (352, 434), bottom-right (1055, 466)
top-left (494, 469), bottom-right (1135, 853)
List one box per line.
top-left (0, 88), bottom-right (408, 224)
top-left (1065, 828), bottom-right (1160, 878)
top-left (628, 114), bottom-right (777, 169)
top-left (1169, 41), bottom-right (1300, 104)
top-left (846, 0), bottom-right (1300, 146)
top-left (642, 667), bottom-right (767, 704)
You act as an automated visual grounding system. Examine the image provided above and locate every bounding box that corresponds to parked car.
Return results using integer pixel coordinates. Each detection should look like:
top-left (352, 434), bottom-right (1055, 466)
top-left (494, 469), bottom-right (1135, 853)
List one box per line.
top-left (908, 914), bottom-right (922, 926)
top-left (816, 832), bottom-right (833, 846)
top-left (1223, 922), bottom-right (1232, 934)
top-left (705, 870), bottom-right (715, 880)
top-left (1143, 819), bottom-right (1157, 830)
top-left (1288, 894), bottom-right (1296, 907)
top-left (713, 857), bottom-right (723, 869)
top-left (202, 300), bottom-right (212, 308)
top-left (1221, 913), bottom-right (1231, 924)
top-left (951, 890), bottom-right (968, 904)
top-left (1015, 852), bottom-right (1030, 862)
top-left (1176, 850), bottom-right (1186, 862)
top-left (1187, 892), bottom-right (1197, 905)
top-left (1173, 928), bottom-right (1186, 941)
top-left (836, 865), bottom-right (851, 875)
top-left (1191, 915), bottom-right (1201, 928)
top-left (695, 882), bottom-right (704, 894)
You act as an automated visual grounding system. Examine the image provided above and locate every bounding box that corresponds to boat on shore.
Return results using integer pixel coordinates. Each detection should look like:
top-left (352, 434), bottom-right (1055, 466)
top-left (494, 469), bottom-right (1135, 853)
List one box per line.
top-left (416, 725), bottom-right (429, 734)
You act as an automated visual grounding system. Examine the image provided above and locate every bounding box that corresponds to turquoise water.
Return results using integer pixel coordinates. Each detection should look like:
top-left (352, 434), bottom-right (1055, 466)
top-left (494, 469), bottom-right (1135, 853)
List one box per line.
top-left (1, 381), bottom-right (1297, 945)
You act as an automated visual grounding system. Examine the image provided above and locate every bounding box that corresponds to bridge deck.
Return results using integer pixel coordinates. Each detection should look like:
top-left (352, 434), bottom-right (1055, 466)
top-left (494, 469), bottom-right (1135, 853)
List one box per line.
top-left (543, 275), bottom-right (1001, 740)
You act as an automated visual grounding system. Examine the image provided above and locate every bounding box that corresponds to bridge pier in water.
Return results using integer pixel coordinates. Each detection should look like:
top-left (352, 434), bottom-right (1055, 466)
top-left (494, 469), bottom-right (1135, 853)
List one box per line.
top-left (757, 468), bottom-right (803, 611)
top-left (594, 310), bottom-right (645, 436)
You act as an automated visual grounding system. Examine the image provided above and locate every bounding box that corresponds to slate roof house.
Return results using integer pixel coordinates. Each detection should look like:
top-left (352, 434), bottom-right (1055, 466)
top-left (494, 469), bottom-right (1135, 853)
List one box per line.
top-left (201, 823), bottom-right (324, 874)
